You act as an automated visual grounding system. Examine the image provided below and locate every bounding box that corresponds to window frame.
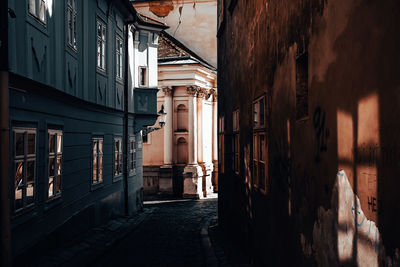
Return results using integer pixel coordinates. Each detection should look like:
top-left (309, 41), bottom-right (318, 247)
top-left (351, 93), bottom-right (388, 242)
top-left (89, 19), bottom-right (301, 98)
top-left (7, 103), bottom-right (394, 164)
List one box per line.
top-left (218, 116), bottom-right (225, 174)
top-left (138, 66), bottom-right (148, 87)
top-left (67, 0), bottom-right (77, 50)
top-left (97, 19), bottom-right (107, 71)
top-left (116, 35), bottom-right (124, 80)
top-left (232, 109), bottom-right (240, 175)
top-left (47, 129), bottom-right (63, 200)
top-left (129, 136), bottom-right (136, 176)
top-left (92, 137), bottom-right (104, 185)
top-left (113, 137), bottom-right (123, 180)
top-left (28, 0), bottom-right (47, 25)
top-left (253, 95), bottom-right (268, 193)
top-left (13, 127), bottom-right (37, 212)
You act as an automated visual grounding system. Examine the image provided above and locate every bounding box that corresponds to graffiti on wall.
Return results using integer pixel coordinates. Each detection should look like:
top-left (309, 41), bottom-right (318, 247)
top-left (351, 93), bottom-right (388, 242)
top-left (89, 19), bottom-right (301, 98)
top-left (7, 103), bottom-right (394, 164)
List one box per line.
top-left (313, 106), bottom-right (330, 162)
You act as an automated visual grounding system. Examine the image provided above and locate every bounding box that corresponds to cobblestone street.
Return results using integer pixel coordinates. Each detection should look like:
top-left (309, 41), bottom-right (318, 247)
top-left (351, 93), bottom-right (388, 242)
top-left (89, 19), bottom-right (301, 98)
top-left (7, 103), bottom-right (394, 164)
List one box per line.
top-left (92, 199), bottom-right (218, 267)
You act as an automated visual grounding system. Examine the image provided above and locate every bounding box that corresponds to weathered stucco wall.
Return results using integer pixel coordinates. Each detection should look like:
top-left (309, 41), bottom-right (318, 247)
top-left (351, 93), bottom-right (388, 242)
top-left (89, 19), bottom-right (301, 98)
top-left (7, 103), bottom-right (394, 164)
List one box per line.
top-left (133, 0), bottom-right (217, 67)
top-left (218, 0), bottom-right (400, 266)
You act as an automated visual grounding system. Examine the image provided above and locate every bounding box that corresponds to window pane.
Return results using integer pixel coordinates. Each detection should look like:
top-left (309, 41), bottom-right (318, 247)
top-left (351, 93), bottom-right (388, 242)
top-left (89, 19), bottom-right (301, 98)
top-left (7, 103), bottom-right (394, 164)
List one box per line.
top-left (55, 175), bottom-right (61, 194)
top-left (115, 153), bottom-right (118, 175)
top-left (98, 139), bottom-right (103, 154)
top-left (28, 133), bottom-right (36, 155)
top-left (27, 161), bottom-right (35, 183)
top-left (93, 140), bottom-right (98, 155)
top-left (259, 162), bottom-right (265, 189)
top-left (93, 156), bottom-right (97, 181)
top-left (119, 154), bottom-right (123, 173)
top-left (57, 134), bottom-right (62, 153)
top-left (48, 177), bottom-right (54, 197)
top-left (39, 0), bottom-right (45, 22)
top-left (29, 0), bottom-right (36, 15)
top-left (15, 162), bottom-right (24, 188)
top-left (253, 102), bottom-right (258, 127)
top-left (260, 135), bottom-right (265, 161)
top-left (49, 133), bottom-right (55, 153)
top-left (15, 132), bottom-right (24, 156)
top-left (15, 188), bottom-right (23, 210)
top-left (97, 23), bottom-right (102, 37)
top-left (56, 157), bottom-right (62, 175)
top-left (102, 26), bottom-right (106, 40)
top-left (26, 183), bottom-right (34, 205)
top-left (98, 156), bottom-right (103, 182)
top-left (260, 98), bottom-right (265, 126)
top-left (49, 157), bottom-right (55, 176)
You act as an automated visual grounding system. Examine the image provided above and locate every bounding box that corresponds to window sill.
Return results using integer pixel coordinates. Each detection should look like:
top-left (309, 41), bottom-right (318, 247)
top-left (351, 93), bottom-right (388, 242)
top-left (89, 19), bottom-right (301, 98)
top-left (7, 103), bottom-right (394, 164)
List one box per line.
top-left (113, 175), bottom-right (123, 183)
top-left (44, 195), bottom-right (63, 211)
top-left (96, 68), bottom-right (107, 77)
top-left (12, 205), bottom-right (36, 220)
top-left (91, 181), bottom-right (104, 191)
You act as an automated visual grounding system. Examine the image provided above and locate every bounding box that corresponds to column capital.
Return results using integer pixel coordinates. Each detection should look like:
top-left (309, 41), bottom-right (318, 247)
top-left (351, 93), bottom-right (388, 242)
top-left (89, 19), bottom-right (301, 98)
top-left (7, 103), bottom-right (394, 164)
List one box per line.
top-left (162, 86), bottom-right (174, 96)
top-left (197, 88), bottom-right (209, 99)
top-left (209, 88), bottom-right (218, 102)
top-left (186, 85), bottom-right (200, 96)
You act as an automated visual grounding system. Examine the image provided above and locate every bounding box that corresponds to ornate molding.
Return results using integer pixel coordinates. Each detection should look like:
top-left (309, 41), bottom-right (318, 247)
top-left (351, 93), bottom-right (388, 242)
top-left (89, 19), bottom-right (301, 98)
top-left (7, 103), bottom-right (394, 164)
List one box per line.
top-left (197, 88), bottom-right (209, 99)
top-left (209, 88), bottom-right (217, 102)
top-left (186, 85), bottom-right (200, 96)
top-left (162, 86), bottom-right (174, 96)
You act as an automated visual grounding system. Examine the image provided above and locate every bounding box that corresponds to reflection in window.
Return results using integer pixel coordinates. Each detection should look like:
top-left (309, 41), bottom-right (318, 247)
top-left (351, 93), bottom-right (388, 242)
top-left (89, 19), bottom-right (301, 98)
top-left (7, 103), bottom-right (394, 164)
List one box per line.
top-left (29, 0), bottom-right (46, 24)
top-left (129, 137), bottom-right (136, 176)
top-left (93, 137), bottom-right (103, 184)
top-left (67, 0), bottom-right (77, 50)
top-left (97, 20), bottom-right (106, 70)
top-left (13, 127), bottom-right (36, 211)
top-left (116, 36), bottom-right (123, 78)
top-left (114, 138), bottom-right (123, 178)
top-left (48, 130), bottom-right (63, 199)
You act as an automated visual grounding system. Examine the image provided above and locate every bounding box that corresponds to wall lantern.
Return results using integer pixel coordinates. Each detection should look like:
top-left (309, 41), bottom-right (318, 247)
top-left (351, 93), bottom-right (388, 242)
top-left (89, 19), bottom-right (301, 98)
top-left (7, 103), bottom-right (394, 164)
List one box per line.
top-left (142, 104), bottom-right (167, 136)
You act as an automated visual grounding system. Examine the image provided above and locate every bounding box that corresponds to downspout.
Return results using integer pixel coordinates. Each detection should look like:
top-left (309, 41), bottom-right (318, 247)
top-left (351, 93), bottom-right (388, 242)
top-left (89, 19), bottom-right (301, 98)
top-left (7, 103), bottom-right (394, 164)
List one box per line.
top-left (0, 2), bottom-right (12, 267)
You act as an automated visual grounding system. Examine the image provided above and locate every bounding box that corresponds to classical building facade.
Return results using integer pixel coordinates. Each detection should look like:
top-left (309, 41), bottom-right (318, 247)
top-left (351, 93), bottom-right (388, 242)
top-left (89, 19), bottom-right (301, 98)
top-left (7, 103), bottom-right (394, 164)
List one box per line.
top-left (143, 32), bottom-right (217, 198)
top-left (0, 0), bottom-right (166, 263)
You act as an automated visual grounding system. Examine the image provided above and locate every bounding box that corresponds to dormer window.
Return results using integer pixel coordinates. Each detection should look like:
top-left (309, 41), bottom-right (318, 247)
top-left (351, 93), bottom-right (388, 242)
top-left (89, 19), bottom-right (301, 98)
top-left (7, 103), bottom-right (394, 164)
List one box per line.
top-left (139, 66), bottom-right (148, 87)
top-left (29, 0), bottom-right (46, 24)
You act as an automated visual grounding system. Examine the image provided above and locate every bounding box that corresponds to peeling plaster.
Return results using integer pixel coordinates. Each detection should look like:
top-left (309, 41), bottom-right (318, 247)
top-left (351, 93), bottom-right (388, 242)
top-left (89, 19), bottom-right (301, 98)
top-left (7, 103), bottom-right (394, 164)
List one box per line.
top-left (311, 170), bottom-right (400, 267)
top-left (149, 1), bottom-right (174, 17)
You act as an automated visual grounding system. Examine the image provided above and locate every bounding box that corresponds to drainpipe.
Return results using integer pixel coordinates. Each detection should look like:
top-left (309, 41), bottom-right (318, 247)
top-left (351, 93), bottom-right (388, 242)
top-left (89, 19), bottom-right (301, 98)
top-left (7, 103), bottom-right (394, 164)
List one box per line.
top-left (0, 2), bottom-right (12, 266)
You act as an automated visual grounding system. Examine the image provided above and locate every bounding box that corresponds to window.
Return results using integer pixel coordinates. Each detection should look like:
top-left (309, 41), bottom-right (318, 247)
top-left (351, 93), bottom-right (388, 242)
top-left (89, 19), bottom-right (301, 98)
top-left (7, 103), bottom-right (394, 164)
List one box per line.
top-left (139, 66), bottom-right (148, 87)
top-left (296, 49), bottom-right (309, 120)
top-left (29, 0), bottom-right (46, 24)
top-left (114, 138), bottom-right (123, 178)
top-left (67, 0), bottom-right (77, 50)
top-left (232, 109), bottom-right (240, 174)
top-left (13, 127), bottom-right (36, 211)
top-left (129, 137), bottom-right (136, 176)
top-left (92, 137), bottom-right (103, 184)
top-left (253, 96), bottom-right (265, 128)
top-left (177, 104), bottom-right (188, 131)
top-left (218, 116), bottom-right (225, 174)
top-left (116, 36), bottom-right (123, 79)
top-left (253, 96), bottom-right (268, 193)
top-left (97, 20), bottom-right (106, 70)
top-left (48, 130), bottom-right (63, 199)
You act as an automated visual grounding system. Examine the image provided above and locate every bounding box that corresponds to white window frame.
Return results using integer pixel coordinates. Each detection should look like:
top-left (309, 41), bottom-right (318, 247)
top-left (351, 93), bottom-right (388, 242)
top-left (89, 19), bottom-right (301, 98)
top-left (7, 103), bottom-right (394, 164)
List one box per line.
top-left (92, 137), bottom-right (104, 184)
top-left (138, 66), bottom-right (148, 87)
top-left (29, 0), bottom-right (46, 24)
top-left (48, 129), bottom-right (63, 199)
top-left (114, 137), bottom-right (123, 179)
top-left (67, 0), bottom-right (77, 50)
top-left (97, 20), bottom-right (107, 71)
top-left (13, 127), bottom-right (37, 212)
top-left (116, 36), bottom-right (123, 79)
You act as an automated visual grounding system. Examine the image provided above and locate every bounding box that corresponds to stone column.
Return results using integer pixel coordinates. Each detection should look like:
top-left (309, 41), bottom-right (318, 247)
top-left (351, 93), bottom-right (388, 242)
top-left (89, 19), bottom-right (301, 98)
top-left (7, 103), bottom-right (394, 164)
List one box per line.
top-left (211, 89), bottom-right (218, 192)
top-left (183, 86), bottom-right (203, 198)
top-left (197, 89), bottom-right (207, 164)
top-left (162, 87), bottom-right (173, 167)
top-left (159, 86), bottom-right (174, 195)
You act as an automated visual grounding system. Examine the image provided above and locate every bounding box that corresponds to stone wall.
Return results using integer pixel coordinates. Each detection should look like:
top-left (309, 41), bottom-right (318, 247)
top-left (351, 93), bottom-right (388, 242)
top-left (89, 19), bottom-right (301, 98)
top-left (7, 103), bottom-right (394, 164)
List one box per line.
top-left (218, 0), bottom-right (400, 265)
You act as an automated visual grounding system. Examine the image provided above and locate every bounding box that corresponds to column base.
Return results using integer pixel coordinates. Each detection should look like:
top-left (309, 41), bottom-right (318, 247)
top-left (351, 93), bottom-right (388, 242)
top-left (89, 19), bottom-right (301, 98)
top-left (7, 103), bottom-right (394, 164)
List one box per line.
top-left (159, 165), bottom-right (173, 194)
top-left (183, 164), bottom-right (203, 199)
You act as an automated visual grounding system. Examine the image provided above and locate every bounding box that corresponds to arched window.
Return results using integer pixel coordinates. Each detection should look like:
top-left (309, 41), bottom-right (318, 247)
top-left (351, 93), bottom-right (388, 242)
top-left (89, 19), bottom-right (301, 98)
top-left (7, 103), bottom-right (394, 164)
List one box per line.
top-left (177, 137), bottom-right (188, 164)
top-left (176, 104), bottom-right (188, 131)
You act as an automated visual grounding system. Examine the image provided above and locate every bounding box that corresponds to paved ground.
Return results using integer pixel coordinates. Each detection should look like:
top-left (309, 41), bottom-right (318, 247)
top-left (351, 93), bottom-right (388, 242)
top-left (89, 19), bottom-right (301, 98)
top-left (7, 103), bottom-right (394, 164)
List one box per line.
top-left (91, 198), bottom-right (218, 267)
